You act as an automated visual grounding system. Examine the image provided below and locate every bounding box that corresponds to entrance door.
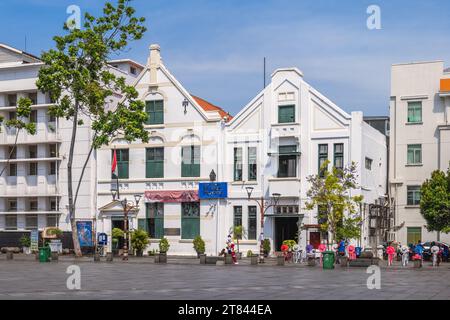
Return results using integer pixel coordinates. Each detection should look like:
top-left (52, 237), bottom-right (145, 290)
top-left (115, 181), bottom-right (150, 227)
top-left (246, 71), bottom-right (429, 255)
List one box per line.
top-left (112, 219), bottom-right (125, 251)
top-left (309, 232), bottom-right (321, 249)
top-left (407, 227), bottom-right (422, 245)
top-left (275, 217), bottom-right (299, 251)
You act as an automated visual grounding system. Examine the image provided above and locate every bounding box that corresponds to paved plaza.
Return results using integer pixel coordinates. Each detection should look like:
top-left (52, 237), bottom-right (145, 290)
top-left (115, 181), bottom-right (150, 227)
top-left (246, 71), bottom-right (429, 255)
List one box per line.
top-left (0, 255), bottom-right (449, 300)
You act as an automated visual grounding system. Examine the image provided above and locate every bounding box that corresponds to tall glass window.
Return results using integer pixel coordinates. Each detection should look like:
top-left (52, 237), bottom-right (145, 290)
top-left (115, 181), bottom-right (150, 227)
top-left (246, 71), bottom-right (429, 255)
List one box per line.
top-left (181, 146), bottom-right (200, 177)
top-left (233, 147), bottom-right (243, 181)
top-left (407, 101), bottom-right (422, 123)
top-left (407, 144), bottom-right (422, 165)
top-left (334, 144), bottom-right (344, 171)
top-left (248, 206), bottom-right (257, 240)
top-left (181, 202), bottom-right (200, 239)
top-left (146, 147), bottom-right (164, 178)
top-left (248, 147), bottom-right (257, 181)
top-left (318, 144), bottom-right (328, 176)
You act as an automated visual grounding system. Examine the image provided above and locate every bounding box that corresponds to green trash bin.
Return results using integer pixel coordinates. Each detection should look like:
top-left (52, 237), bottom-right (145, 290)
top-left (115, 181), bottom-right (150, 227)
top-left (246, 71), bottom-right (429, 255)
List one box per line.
top-left (322, 251), bottom-right (335, 270)
top-left (39, 247), bottom-right (50, 263)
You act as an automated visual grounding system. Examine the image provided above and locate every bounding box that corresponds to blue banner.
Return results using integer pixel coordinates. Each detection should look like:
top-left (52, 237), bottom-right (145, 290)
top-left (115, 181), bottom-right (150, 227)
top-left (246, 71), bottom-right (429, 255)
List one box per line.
top-left (199, 182), bottom-right (228, 199)
top-left (76, 221), bottom-right (93, 247)
top-left (97, 233), bottom-right (108, 246)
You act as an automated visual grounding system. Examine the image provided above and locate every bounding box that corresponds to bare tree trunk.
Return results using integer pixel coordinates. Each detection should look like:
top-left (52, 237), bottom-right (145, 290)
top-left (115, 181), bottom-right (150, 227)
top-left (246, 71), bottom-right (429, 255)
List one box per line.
top-left (68, 101), bottom-right (82, 257)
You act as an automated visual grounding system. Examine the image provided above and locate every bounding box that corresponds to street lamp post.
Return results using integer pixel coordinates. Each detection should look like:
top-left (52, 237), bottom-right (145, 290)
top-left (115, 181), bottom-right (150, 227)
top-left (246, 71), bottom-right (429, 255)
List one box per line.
top-left (245, 187), bottom-right (281, 264)
top-left (111, 188), bottom-right (142, 261)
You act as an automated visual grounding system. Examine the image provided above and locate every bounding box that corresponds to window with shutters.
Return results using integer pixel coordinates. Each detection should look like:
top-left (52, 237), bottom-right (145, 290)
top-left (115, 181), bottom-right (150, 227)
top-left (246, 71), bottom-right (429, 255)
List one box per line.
top-left (145, 100), bottom-right (164, 125)
top-left (139, 203), bottom-right (164, 239)
top-left (181, 146), bottom-right (200, 177)
top-left (248, 147), bottom-right (257, 181)
top-left (233, 147), bottom-right (243, 181)
top-left (112, 149), bottom-right (129, 179)
top-left (181, 202), bottom-right (200, 239)
top-left (278, 145), bottom-right (297, 178)
top-left (146, 147), bottom-right (164, 178)
top-left (318, 144), bottom-right (328, 177)
top-left (334, 144), bottom-right (344, 171)
top-left (248, 206), bottom-right (257, 240)
top-left (278, 105), bottom-right (295, 123)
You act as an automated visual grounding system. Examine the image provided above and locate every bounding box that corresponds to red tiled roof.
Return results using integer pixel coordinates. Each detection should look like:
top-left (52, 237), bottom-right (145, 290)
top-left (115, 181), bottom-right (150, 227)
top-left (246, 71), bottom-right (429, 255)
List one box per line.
top-left (191, 95), bottom-right (233, 122)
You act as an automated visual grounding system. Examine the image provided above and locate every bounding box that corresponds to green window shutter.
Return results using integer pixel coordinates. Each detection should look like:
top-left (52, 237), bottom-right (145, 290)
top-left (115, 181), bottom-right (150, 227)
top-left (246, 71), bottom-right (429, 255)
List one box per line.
top-left (181, 146), bottom-right (200, 177)
top-left (278, 105), bottom-right (295, 123)
top-left (138, 219), bottom-right (148, 233)
top-left (155, 216), bottom-right (164, 239)
top-left (146, 100), bottom-right (164, 125)
top-left (146, 148), bottom-right (164, 178)
top-left (181, 203), bottom-right (200, 239)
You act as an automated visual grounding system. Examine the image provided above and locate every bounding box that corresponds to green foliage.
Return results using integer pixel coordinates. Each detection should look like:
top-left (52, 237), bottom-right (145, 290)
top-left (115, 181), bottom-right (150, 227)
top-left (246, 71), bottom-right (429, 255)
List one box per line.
top-left (232, 225), bottom-right (246, 253)
top-left (112, 228), bottom-right (124, 239)
top-left (305, 160), bottom-right (363, 244)
top-left (3, 98), bottom-right (37, 135)
top-left (159, 237), bottom-right (170, 253)
top-left (193, 235), bottom-right (205, 254)
top-left (263, 239), bottom-right (271, 253)
top-left (420, 169), bottom-right (450, 233)
top-left (48, 228), bottom-right (63, 238)
top-left (19, 234), bottom-right (31, 248)
top-left (246, 250), bottom-right (254, 258)
top-left (130, 229), bottom-right (149, 253)
top-left (35, 0), bottom-right (148, 256)
top-left (282, 240), bottom-right (297, 250)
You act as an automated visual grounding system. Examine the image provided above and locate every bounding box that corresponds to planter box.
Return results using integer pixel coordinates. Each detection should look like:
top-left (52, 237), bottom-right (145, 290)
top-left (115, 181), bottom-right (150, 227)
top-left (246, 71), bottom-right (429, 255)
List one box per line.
top-left (51, 252), bottom-right (59, 262)
top-left (205, 256), bottom-right (219, 265)
top-left (155, 253), bottom-right (167, 264)
top-left (94, 253), bottom-right (101, 262)
top-left (224, 254), bottom-right (233, 265)
top-left (307, 257), bottom-right (316, 267)
top-left (106, 252), bottom-right (114, 262)
top-left (340, 257), bottom-right (349, 267)
top-left (199, 254), bottom-right (207, 264)
top-left (251, 255), bottom-right (259, 265)
top-left (277, 255), bottom-right (285, 266)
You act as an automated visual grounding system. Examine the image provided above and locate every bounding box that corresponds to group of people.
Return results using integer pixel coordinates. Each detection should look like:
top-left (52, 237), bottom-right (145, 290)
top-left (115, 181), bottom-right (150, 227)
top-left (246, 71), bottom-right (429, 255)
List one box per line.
top-left (218, 234), bottom-right (239, 265)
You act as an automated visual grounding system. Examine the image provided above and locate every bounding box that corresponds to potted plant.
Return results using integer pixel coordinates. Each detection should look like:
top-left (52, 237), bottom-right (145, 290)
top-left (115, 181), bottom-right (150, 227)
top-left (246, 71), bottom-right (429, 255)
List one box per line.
top-left (20, 234), bottom-right (31, 255)
top-left (156, 237), bottom-right (170, 263)
top-left (263, 239), bottom-right (271, 257)
top-left (193, 235), bottom-right (206, 258)
top-left (131, 229), bottom-right (149, 257)
top-left (112, 228), bottom-right (124, 256)
top-left (232, 225), bottom-right (246, 259)
top-left (47, 228), bottom-right (63, 253)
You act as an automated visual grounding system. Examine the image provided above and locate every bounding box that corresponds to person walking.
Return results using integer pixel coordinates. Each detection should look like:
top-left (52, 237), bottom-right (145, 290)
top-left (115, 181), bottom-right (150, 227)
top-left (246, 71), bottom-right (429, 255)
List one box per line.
top-left (348, 244), bottom-right (356, 261)
top-left (400, 245), bottom-right (410, 267)
top-left (442, 245), bottom-right (449, 263)
top-left (414, 241), bottom-right (424, 262)
top-left (386, 243), bottom-right (396, 266)
top-left (318, 241), bottom-right (327, 265)
top-left (431, 242), bottom-right (440, 267)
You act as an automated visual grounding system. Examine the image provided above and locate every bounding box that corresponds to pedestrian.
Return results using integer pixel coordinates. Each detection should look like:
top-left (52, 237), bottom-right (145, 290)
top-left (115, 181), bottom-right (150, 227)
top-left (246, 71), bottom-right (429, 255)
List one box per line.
top-left (230, 242), bottom-right (238, 265)
top-left (332, 241), bottom-right (340, 264)
top-left (414, 241), bottom-right (424, 262)
top-left (318, 241), bottom-right (326, 265)
top-left (430, 242), bottom-right (440, 267)
top-left (348, 244), bottom-right (356, 261)
top-left (386, 243), bottom-right (395, 266)
top-left (338, 239), bottom-right (346, 257)
top-left (400, 245), bottom-right (409, 267)
top-left (442, 245), bottom-right (449, 263)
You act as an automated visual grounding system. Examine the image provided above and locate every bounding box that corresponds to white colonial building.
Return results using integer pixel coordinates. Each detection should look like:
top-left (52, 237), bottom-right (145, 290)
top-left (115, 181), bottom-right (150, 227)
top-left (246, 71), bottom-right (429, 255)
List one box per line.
top-left (96, 45), bottom-right (230, 255)
top-left (222, 67), bottom-right (388, 254)
top-left (390, 61), bottom-right (450, 245)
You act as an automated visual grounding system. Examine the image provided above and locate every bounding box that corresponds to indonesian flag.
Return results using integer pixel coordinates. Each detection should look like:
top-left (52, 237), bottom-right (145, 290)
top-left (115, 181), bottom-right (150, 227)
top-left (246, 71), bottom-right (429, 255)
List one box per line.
top-left (112, 149), bottom-right (118, 178)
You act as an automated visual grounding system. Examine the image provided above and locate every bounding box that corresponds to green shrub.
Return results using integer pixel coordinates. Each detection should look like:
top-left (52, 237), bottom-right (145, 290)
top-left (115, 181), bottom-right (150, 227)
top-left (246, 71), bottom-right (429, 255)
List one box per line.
top-left (282, 240), bottom-right (297, 250)
top-left (112, 228), bottom-right (124, 239)
top-left (159, 237), bottom-right (170, 253)
top-left (193, 235), bottom-right (205, 254)
top-left (263, 239), bottom-right (271, 253)
top-left (131, 229), bottom-right (149, 254)
top-left (19, 234), bottom-right (31, 247)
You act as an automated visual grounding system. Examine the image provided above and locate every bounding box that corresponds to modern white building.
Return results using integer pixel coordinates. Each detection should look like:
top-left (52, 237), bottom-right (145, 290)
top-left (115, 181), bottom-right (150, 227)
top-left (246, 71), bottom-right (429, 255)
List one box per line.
top-left (390, 61), bottom-right (450, 245)
top-left (222, 67), bottom-right (388, 254)
top-left (0, 43), bottom-right (142, 248)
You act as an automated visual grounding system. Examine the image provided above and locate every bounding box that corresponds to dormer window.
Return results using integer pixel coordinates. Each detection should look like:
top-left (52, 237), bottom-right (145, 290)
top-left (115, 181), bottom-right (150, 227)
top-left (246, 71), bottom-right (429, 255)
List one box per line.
top-left (278, 105), bottom-right (295, 124)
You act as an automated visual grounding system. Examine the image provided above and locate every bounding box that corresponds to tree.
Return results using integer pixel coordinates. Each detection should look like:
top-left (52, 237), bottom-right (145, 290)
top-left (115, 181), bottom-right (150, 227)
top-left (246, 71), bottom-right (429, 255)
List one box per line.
top-left (0, 98), bottom-right (36, 177)
top-left (36, 0), bottom-right (148, 256)
top-left (420, 169), bottom-right (450, 236)
top-left (305, 161), bottom-right (363, 246)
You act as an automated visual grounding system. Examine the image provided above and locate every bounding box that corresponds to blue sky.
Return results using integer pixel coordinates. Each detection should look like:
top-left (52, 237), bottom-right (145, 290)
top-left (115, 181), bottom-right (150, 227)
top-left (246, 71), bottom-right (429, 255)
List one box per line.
top-left (1, 0), bottom-right (450, 116)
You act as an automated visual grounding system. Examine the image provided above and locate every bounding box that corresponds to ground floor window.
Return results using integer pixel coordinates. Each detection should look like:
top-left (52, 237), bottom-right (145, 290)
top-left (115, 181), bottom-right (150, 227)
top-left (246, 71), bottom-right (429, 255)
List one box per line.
top-left (181, 202), bottom-right (200, 239)
top-left (248, 206), bottom-right (257, 240)
top-left (138, 203), bottom-right (164, 239)
top-left (407, 227), bottom-right (422, 246)
top-left (5, 215), bottom-right (17, 230)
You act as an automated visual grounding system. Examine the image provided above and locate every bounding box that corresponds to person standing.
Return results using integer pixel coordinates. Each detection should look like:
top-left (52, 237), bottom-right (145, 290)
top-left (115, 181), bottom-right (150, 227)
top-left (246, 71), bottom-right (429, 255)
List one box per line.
top-left (400, 245), bottom-right (410, 267)
top-left (318, 241), bottom-right (327, 265)
top-left (414, 241), bottom-right (424, 262)
top-left (430, 242), bottom-right (440, 267)
top-left (386, 243), bottom-right (396, 266)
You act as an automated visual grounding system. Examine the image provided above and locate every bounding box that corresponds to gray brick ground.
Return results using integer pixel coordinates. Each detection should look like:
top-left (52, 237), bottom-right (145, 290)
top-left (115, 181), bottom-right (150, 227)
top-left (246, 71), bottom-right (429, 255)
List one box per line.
top-left (0, 254), bottom-right (449, 300)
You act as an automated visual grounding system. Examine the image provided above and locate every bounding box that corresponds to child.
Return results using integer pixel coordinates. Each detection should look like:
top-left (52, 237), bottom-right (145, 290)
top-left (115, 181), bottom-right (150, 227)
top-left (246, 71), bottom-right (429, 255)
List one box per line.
top-left (318, 242), bottom-right (327, 265)
top-left (386, 243), bottom-right (395, 266)
top-left (348, 245), bottom-right (356, 261)
top-left (230, 242), bottom-right (238, 265)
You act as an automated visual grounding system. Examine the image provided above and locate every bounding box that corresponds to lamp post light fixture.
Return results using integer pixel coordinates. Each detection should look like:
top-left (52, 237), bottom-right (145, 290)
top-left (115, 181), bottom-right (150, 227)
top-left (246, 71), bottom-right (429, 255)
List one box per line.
top-left (246, 187), bottom-right (281, 263)
top-left (182, 98), bottom-right (189, 114)
top-left (209, 169), bottom-right (217, 182)
top-left (111, 190), bottom-right (142, 261)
